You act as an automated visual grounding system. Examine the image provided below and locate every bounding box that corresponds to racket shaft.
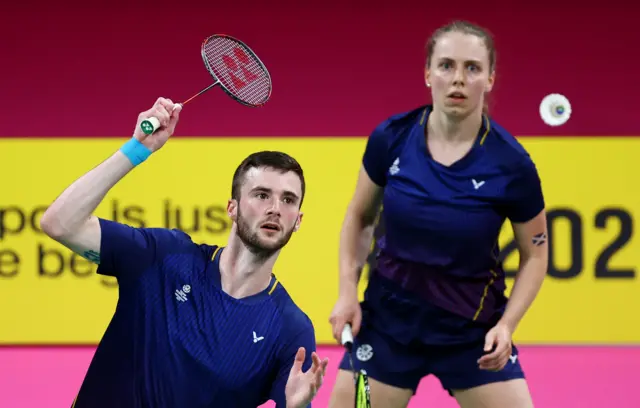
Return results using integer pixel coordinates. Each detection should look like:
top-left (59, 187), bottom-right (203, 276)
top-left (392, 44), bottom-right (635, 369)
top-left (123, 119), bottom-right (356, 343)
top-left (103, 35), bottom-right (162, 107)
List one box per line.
top-left (140, 81), bottom-right (220, 135)
top-left (182, 81), bottom-right (219, 105)
top-left (348, 354), bottom-right (356, 381)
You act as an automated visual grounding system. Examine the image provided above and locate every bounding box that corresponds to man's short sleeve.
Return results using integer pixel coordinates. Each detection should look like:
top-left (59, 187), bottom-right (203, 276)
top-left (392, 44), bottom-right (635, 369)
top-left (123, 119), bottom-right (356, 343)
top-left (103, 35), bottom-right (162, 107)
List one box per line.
top-left (96, 218), bottom-right (188, 280)
top-left (269, 318), bottom-right (316, 408)
top-left (504, 160), bottom-right (546, 223)
top-left (362, 122), bottom-right (391, 187)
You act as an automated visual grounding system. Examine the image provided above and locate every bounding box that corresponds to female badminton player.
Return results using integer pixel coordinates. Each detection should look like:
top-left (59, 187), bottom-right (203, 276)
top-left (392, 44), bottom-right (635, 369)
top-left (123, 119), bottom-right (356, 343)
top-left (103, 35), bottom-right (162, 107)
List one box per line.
top-left (328, 20), bottom-right (548, 408)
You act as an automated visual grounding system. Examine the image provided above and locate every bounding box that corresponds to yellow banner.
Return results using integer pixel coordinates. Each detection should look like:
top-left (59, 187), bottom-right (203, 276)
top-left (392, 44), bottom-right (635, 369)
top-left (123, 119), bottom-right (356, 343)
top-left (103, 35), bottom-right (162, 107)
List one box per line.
top-left (0, 137), bottom-right (638, 345)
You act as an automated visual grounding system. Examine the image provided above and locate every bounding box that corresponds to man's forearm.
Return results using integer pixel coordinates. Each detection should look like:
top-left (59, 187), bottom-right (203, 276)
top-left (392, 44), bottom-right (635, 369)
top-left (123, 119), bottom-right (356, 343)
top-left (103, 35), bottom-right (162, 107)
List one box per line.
top-left (41, 151), bottom-right (134, 236)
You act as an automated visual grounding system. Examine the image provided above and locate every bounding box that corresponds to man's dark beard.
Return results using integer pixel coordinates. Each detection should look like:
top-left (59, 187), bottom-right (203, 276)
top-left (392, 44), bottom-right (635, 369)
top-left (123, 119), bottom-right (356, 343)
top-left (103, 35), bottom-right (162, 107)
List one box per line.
top-left (236, 208), bottom-right (295, 260)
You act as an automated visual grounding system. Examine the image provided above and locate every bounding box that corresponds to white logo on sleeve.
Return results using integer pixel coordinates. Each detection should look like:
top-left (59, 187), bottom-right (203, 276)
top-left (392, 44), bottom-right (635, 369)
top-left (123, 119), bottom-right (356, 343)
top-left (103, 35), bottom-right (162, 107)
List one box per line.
top-left (175, 284), bottom-right (191, 302)
top-left (253, 331), bottom-right (265, 343)
top-left (389, 158), bottom-right (400, 175)
top-left (471, 179), bottom-right (485, 190)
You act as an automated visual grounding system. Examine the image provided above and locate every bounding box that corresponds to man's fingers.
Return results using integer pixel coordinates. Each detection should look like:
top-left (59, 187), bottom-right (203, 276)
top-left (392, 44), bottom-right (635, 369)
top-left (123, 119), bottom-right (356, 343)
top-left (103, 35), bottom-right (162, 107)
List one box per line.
top-left (315, 367), bottom-right (324, 388)
top-left (310, 352), bottom-right (321, 372)
top-left (172, 103), bottom-right (182, 118)
top-left (312, 358), bottom-right (328, 390)
top-left (144, 104), bottom-right (170, 129)
top-left (158, 105), bottom-right (172, 128)
top-left (316, 357), bottom-right (329, 379)
top-left (151, 97), bottom-right (180, 128)
top-left (306, 354), bottom-right (329, 377)
top-left (291, 347), bottom-right (305, 373)
top-left (156, 97), bottom-right (175, 111)
top-left (321, 358), bottom-right (329, 374)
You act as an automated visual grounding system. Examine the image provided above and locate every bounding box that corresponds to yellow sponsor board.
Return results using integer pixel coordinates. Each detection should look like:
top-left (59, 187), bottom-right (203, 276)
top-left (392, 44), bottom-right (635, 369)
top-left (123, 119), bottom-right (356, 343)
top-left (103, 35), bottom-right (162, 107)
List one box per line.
top-left (0, 137), bottom-right (638, 345)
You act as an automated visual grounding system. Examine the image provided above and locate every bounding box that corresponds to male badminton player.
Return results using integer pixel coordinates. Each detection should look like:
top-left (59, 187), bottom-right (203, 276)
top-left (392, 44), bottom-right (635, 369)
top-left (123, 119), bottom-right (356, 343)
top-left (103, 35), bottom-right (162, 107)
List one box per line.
top-left (40, 97), bottom-right (328, 408)
top-left (329, 20), bottom-right (548, 408)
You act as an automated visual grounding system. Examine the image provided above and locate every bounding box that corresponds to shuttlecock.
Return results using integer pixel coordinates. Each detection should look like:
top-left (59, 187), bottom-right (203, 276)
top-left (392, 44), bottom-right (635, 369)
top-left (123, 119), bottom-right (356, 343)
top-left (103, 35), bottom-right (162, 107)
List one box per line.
top-left (539, 93), bottom-right (572, 126)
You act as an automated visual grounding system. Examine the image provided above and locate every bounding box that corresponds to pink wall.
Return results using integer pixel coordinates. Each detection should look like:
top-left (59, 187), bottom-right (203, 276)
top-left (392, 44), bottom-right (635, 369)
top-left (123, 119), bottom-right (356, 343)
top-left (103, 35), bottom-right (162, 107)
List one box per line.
top-left (1, 345), bottom-right (639, 407)
top-left (2, 1), bottom-right (638, 138)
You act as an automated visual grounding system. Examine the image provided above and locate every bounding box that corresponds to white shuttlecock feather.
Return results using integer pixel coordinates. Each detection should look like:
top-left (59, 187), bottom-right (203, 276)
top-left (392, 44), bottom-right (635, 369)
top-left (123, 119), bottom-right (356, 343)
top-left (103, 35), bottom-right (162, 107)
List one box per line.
top-left (539, 93), bottom-right (572, 126)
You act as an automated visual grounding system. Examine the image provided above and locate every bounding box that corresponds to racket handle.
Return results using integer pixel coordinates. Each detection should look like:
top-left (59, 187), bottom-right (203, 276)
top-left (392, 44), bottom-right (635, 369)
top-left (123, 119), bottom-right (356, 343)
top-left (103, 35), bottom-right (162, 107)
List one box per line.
top-left (140, 103), bottom-right (183, 135)
top-left (341, 323), bottom-right (354, 348)
top-left (140, 117), bottom-right (161, 135)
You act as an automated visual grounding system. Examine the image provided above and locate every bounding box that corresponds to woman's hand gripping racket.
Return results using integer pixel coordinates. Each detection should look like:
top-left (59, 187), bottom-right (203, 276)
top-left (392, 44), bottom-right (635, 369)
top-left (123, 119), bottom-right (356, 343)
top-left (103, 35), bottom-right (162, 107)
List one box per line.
top-left (140, 34), bottom-right (272, 135)
top-left (341, 324), bottom-right (372, 408)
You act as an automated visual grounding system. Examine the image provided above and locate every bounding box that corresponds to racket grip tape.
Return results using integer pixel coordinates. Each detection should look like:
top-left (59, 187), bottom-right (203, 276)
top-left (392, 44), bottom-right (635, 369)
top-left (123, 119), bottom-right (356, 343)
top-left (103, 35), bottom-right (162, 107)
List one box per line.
top-left (140, 103), bottom-right (183, 135)
top-left (341, 323), bottom-right (354, 348)
top-left (140, 117), bottom-right (161, 135)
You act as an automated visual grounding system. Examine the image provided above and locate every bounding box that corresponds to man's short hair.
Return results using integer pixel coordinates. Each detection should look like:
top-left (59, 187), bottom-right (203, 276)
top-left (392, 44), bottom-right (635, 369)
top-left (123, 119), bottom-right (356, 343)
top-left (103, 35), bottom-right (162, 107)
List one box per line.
top-left (231, 151), bottom-right (306, 206)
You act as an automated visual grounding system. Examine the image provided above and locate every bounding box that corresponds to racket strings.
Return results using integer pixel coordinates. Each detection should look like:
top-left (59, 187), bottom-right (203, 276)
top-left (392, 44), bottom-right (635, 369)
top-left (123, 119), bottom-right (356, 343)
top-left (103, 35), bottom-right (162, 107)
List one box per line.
top-left (203, 37), bottom-right (270, 106)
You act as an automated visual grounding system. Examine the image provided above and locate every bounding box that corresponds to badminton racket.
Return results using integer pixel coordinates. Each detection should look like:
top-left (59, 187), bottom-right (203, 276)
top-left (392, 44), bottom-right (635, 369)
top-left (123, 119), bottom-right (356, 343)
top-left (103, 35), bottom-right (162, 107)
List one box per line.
top-left (341, 324), bottom-right (372, 408)
top-left (140, 34), bottom-right (272, 135)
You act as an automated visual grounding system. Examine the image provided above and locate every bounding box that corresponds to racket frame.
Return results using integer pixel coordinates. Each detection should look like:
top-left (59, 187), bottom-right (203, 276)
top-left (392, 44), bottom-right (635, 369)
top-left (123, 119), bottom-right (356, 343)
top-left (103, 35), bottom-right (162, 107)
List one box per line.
top-left (355, 369), bottom-right (372, 408)
top-left (200, 34), bottom-right (272, 108)
top-left (139, 34), bottom-right (272, 135)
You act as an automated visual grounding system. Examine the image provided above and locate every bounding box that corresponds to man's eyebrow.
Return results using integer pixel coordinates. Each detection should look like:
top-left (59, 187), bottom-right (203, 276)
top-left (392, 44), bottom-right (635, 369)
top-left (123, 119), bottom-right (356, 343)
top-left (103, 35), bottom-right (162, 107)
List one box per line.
top-left (282, 190), bottom-right (300, 200)
top-left (251, 186), bottom-right (299, 200)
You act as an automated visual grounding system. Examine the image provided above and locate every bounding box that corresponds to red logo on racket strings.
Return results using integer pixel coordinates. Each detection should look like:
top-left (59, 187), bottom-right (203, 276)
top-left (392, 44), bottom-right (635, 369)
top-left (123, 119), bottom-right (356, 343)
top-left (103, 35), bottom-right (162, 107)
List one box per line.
top-left (222, 48), bottom-right (259, 90)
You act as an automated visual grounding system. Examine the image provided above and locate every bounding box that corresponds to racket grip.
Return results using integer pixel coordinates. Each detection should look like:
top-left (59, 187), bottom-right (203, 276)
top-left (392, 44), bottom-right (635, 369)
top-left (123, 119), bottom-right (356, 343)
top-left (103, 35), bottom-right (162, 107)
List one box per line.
top-left (341, 323), bottom-right (354, 348)
top-left (140, 103), bottom-right (183, 135)
top-left (140, 117), bottom-right (161, 135)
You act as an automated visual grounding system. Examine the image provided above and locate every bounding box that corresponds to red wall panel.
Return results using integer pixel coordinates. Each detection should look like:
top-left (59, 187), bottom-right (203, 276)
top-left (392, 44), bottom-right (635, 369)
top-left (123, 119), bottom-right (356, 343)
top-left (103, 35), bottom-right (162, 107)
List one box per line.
top-left (2, 1), bottom-right (637, 138)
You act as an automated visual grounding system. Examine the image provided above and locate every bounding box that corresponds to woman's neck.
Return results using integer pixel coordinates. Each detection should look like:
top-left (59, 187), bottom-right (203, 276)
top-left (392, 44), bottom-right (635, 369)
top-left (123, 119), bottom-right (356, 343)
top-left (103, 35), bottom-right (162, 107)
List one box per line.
top-left (429, 106), bottom-right (483, 144)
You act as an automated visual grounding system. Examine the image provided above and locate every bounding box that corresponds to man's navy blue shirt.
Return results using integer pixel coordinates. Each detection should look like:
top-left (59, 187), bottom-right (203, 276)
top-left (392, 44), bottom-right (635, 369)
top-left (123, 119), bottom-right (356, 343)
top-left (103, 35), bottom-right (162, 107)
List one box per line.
top-left (72, 218), bottom-right (315, 408)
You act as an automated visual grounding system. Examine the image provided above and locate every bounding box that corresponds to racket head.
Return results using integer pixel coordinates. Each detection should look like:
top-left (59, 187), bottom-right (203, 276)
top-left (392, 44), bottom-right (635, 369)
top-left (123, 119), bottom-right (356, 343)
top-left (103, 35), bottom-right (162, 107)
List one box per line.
top-left (355, 369), bottom-right (372, 408)
top-left (200, 34), bottom-right (272, 107)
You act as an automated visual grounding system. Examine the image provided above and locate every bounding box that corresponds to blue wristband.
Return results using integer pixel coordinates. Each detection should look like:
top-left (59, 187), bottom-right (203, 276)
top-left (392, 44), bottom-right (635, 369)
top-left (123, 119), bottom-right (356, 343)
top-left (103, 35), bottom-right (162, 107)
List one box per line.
top-left (120, 137), bottom-right (152, 166)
